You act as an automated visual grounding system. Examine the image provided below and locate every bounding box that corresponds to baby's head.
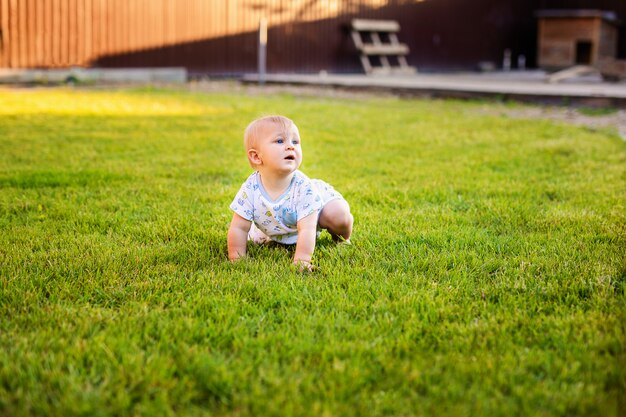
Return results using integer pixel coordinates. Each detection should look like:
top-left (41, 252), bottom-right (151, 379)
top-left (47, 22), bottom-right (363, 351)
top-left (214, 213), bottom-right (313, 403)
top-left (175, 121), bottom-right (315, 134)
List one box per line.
top-left (244, 115), bottom-right (301, 170)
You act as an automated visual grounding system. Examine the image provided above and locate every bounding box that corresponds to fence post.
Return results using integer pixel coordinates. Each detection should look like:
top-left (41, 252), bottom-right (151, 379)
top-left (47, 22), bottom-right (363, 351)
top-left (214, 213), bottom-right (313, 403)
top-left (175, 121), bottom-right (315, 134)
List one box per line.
top-left (258, 17), bottom-right (267, 85)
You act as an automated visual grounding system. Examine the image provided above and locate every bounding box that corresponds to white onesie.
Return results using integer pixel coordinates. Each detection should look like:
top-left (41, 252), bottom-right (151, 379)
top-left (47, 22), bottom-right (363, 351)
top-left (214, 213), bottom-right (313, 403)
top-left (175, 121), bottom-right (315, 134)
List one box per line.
top-left (230, 170), bottom-right (342, 244)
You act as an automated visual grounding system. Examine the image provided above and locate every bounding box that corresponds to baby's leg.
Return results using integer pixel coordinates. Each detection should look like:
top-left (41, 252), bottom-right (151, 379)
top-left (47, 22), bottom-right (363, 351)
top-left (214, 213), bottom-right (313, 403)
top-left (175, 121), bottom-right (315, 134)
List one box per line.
top-left (318, 199), bottom-right (353, 242)
top-left (248, 222), bottom-right (272, 244)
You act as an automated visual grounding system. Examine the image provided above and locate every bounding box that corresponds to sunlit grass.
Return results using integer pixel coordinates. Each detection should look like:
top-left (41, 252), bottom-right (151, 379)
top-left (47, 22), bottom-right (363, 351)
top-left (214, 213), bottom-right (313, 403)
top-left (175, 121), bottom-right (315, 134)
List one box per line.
top-left (0, 87), bottom-right (624, 417)
top-left (0, 88), bottom-right (210, 115)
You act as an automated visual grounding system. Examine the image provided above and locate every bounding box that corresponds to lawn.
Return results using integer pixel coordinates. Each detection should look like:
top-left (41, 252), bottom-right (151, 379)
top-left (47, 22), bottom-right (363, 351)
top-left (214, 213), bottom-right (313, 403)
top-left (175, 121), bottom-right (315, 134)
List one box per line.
top-left (0, 86), bottom-right (624, 417)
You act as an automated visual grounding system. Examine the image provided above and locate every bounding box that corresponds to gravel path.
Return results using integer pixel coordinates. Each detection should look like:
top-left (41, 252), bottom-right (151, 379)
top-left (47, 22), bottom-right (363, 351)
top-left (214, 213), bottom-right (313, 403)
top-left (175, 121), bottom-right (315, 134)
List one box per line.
top-left (475, 104), bottom-right (626, 140)
top-left (188, 80), bottom-right (626, 140)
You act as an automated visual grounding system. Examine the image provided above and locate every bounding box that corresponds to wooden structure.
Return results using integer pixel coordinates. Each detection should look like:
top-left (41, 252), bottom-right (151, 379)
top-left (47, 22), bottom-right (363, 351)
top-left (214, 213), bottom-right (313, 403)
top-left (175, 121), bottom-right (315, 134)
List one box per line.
top-left (597, 58), bottom-right (626, 81)
top-left (536, 9), bottom-right (619, 69)
top-left (350, 19), bottom-right (416, 75)
top-left (3, 1), bottom-right (626, 75)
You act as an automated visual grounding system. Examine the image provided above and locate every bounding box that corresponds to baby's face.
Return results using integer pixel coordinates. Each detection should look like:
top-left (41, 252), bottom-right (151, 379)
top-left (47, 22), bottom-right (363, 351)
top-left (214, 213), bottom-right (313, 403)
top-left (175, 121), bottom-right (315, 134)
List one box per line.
top-left (254, 122), bottom-right (302, 175)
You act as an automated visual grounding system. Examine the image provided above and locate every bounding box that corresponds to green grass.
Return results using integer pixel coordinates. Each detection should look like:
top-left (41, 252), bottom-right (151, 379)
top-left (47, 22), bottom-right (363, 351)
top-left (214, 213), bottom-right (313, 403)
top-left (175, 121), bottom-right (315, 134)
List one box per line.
top-left (0, 87), bottom-right (624, 417)
top-left (576, 106), bottom-right (618, 117)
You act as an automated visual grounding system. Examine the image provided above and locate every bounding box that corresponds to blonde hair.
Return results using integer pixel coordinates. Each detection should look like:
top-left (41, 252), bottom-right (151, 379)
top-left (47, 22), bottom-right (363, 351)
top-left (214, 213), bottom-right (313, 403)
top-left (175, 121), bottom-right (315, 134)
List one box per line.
top-left (243, 115), bottom-right (296, 168)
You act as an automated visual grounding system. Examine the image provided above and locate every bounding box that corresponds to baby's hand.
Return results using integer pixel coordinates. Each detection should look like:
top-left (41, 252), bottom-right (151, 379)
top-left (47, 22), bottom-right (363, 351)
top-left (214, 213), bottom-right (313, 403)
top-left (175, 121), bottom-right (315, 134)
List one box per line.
top-left (293, 259), bottom-right (316, 273)
top-left (229, 254), bottom-right (246, 263)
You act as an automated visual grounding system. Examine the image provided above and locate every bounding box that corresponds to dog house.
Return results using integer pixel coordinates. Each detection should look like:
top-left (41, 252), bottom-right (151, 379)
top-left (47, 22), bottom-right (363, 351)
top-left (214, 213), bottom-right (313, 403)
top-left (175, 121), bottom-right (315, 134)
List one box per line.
top-left (536, 9), bottom-right (619, 69)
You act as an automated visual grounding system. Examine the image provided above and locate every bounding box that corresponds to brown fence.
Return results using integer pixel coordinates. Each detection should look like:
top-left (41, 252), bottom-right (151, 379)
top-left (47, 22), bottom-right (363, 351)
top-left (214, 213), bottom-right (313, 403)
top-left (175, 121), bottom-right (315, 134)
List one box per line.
top-left (0, 0), bottom-right (396, 73)
top-left (1, 0), bottom-right (625, 75)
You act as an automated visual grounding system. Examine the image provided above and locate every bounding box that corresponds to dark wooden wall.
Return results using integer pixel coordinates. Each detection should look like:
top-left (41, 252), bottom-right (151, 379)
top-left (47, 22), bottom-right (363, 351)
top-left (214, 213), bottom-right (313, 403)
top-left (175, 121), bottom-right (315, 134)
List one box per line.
top-left (0, 0), bottom-right (624, 75)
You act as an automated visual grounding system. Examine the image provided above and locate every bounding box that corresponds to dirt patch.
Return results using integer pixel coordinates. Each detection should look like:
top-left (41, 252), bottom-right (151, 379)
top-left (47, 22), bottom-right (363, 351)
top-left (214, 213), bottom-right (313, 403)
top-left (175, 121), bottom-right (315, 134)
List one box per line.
top-left (475, 104), bottom-right (626, 140)
top-left (187, 79), bottom-right (396, 100)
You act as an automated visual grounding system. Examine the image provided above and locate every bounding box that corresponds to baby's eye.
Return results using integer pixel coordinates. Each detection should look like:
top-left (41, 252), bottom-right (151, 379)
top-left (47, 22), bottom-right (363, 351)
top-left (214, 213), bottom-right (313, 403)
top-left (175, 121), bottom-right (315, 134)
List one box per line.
top-left (276, 138), bottom-right (284, 144)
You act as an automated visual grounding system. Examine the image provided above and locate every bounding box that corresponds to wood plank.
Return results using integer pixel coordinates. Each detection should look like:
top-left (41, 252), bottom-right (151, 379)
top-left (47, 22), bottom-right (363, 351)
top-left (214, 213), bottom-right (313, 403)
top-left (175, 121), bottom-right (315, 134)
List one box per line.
top-left (102, 0), bottom-right (110, 57)
top-left (145, 0), bottom-right (154, 48)
top-left (352, 19), bottom-right (400, 33)
top-left (121, 0), bottom-right (128, 54)
top-left (350, 30), bottom-right (363, 49)
top-left (92, 0), bottom-right (101, 61)
top-left (43, 0), bottom-right (52, 67)
top-left (398, 55), bottom-right (411, 69)
top-left (0, 0), bottom-right (9, 67)
top-left (136, 0), bottom-right (143, 50)
top-left (57, 0), bottom-right (66, 66)
top-left (104, 0), bottom-right (111, 56)
top-left (35, 0), bottom-right (44, 66)
top-left (166, 0), bottom-right (174, 45)
top-left (371, 32), bottom-right (381, 46)
top-left (136, 0), bottom-right (141, 47)
top-left (9, 0), bottom-right (18, 67)
top-left (76, 0), bottom-right (84, 64)
top-left (154, 0), bottom-right (162, 48)
top-left (128, 0), bottom-right (135, 51)
top-left (114, 0), bottom-right (121, 54)
top-left (18, 0), bottom-right (27, 66)
top-left (68, 0), bottom-right (76, 65)
top-left (110, 0), bottom-right (117, 55)
top-left (26, 0), bottom-right (36, 67)
top-left (359, 43), bottom-right (410, 56)
top-left (547, 65), bottom-right (595, 83)
top-left (369, 66), bottom-right (416, 75)
top-left (113, 0), bottom-right (121, 55)
top-left (84, 0), bottom-right (92, 64)
top-left (104, 0), bottom-right (111, 55)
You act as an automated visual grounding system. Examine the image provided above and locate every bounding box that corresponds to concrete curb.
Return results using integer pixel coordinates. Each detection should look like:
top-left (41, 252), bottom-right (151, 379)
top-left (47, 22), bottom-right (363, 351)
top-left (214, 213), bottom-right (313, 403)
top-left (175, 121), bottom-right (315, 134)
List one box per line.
top-left (242, 72), bottom-right (626, 106)
top-left (0, 68), bottom-right (187, 84)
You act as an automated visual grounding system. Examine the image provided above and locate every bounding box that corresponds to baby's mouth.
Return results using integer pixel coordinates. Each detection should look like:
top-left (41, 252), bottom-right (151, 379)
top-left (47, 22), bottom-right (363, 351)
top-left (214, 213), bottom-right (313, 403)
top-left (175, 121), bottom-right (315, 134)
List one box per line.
top-left (284, 155), bottom-right (295, 161)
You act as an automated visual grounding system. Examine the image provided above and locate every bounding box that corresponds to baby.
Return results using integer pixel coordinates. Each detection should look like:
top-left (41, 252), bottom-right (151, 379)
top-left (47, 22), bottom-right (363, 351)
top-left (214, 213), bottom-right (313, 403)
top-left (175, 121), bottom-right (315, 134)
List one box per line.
top-left (227, 115), bottom-right (353, 271)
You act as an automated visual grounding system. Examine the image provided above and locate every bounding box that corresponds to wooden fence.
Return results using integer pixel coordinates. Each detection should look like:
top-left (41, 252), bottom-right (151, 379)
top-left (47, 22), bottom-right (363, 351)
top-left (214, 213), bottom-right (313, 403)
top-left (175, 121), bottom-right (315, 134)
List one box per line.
top-left (1, 0), bottom-right (624, 75)
top-left (0, 0), bottom-right (395, 73)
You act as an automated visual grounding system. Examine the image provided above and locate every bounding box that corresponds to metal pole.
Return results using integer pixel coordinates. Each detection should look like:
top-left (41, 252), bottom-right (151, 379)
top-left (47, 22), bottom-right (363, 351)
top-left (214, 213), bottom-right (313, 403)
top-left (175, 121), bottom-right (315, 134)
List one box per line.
top-left (258, 17), bottom-right (267, 85)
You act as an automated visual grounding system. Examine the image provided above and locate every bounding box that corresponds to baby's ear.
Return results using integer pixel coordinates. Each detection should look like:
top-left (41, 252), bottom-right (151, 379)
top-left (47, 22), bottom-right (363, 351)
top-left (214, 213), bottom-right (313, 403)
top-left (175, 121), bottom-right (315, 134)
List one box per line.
top-left (248, 149), bottom-right (262, 166)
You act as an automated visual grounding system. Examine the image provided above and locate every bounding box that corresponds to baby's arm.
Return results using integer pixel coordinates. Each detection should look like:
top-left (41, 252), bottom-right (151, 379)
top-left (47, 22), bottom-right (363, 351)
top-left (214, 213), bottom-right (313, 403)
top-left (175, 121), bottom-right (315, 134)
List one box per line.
top-left (228, 213), bottom-right (252, 261)
top-left (293, 211), bottom-right (319, 271)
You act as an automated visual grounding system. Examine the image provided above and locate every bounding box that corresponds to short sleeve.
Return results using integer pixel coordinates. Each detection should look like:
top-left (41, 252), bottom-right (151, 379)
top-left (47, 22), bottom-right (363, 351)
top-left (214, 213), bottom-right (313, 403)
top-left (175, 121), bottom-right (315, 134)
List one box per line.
top-left (295, 179), bottom-right (323, 221)
top-left (230, 179), bottom-right (255, 221)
